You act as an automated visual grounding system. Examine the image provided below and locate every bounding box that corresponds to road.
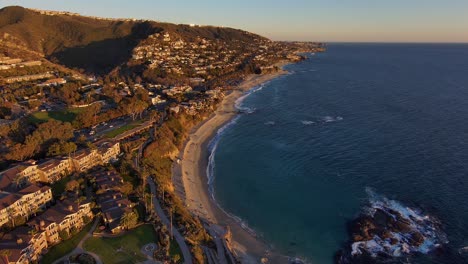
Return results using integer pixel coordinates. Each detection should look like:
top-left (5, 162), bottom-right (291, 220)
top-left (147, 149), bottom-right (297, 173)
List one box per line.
top-left (147, 177), bottom-right (193, 264)
top-left (52, 218), bottom-right (103, 264)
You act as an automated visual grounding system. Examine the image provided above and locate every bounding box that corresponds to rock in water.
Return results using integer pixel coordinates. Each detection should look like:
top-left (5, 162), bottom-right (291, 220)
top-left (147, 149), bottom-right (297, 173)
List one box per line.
top-left (337, 189), bottom-right (447, 263)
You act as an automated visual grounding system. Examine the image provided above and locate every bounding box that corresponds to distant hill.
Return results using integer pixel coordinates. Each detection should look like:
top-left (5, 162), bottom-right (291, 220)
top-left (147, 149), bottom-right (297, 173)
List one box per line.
top-left (0, 6), bottom-right (268, 74)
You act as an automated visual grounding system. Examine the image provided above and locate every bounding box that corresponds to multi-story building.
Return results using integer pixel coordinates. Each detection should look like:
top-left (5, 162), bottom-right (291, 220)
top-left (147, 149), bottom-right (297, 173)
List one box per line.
top-left (0, 161), bottom-right (40, 191)
top-left (93, 170), bottom-right (133, 233)
top-left (0, 185), bottom-right (52, 228)
top-left (98, 141), bottom-right (121, 164)
top-left (28, 199), bottom-right (93, 245)
top-left (0, 200), bottom-right (93, 264)
top-left (70, 149), bottom-right (101, 172)
top-left (0, 140), bottom-right (121, 188)
top-left (0, 226), bottom-right (48, 264)
top-left (37, 158), bottom-right (72, 183)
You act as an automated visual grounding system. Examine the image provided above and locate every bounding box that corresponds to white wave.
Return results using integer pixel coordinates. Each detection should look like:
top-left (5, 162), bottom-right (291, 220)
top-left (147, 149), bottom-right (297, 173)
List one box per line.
top-left (301, 120), bottom-right (315, 125)
top-left (459, 246), bottom-right (468, 254)
top-left (264, 121), bottom-right (276, 126)
top-left (204, 74), bottom-right (309, 264)
top-left (234, 83), bottom-right (265, 110)
top-left (351, 188), bottom-right (448, 258)
top-left (319, 116), bottom-right (344, 123)
top-left (302, 120), bottom-right (314, 125)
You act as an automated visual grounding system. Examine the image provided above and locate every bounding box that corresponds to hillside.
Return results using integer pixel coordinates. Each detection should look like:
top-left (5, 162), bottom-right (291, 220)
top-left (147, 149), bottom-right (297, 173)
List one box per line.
top-left (0, 6), bottom-right (268, 75)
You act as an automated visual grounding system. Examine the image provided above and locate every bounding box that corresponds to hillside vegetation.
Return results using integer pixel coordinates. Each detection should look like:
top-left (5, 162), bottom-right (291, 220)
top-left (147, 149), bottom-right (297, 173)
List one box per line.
top-left (0, 6), bottom-right (267, 74)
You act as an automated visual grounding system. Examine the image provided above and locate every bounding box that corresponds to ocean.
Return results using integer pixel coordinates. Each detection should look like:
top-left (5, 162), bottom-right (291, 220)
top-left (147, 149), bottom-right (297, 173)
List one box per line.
top-left (209, 44), bottom-right (468, 263)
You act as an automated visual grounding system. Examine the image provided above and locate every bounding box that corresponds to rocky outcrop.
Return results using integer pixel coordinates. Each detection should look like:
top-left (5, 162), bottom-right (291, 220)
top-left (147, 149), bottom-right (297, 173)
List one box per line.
top-left (336, 189), bottom-right (447, 263)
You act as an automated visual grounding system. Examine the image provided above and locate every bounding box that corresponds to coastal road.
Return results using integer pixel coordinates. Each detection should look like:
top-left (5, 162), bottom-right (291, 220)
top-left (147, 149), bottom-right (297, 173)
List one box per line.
top-left (147, 176), bottom-right (193, 264)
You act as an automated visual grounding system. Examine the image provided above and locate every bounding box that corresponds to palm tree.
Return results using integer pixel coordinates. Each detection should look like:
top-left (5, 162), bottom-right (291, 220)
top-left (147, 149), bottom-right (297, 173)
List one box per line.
top-left (7, 207), bottom-right (16, 228)
top-left (0, 249), bottom-right (11, 264)
top-left (76, 196), bottom-right (86, 208)
top-left (12, 175), bottom-right (25, 190)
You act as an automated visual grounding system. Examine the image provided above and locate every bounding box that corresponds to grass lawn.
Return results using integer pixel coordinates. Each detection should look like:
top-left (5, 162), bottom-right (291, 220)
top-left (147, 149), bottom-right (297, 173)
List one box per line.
top-left (104, 120), bottom-right (144, 138)
top-left (29, 108), bottom-right (85, 123)
top-left (83, 224), bottom-right (158, 264)
top-left (41, 221), bottom-right (94, 264)
top-left (169, 239), bottom-right (184, 262)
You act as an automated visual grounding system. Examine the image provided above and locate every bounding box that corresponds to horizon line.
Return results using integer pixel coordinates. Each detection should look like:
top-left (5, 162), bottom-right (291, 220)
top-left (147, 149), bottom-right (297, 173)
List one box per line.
top-left (2, 5), bottom-right (468, 44)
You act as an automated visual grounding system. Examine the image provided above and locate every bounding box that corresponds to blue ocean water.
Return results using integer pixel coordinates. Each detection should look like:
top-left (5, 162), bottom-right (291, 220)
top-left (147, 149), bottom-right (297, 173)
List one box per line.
top-left (211, 44), bottom-right (468, 263)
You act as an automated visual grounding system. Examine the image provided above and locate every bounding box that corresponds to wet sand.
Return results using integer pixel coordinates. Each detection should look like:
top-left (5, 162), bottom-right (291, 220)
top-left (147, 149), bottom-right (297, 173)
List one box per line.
top-left (174, 64), bottom-right (291, 263)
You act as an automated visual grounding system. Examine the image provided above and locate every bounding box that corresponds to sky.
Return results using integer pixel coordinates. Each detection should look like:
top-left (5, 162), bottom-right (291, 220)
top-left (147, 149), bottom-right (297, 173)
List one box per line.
top-left (1, 0), bottom-right (468, 43)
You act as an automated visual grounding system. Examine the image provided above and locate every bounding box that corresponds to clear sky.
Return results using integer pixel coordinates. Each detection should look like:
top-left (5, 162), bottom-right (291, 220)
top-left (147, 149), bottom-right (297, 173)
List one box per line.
top-left (1, 0), bottom-right (468, 43)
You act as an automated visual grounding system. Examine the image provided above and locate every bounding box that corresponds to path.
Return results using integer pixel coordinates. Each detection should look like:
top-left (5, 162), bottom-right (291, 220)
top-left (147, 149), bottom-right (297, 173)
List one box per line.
top-left (147, 176), bottom-right (193, 264)
top-left (52, 218), bottom-right (103, 264)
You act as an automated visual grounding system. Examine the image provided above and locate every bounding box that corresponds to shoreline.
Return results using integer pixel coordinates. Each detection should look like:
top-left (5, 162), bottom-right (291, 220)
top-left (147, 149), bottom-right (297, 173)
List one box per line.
top-left (173, 62), bottom-right (292, 263)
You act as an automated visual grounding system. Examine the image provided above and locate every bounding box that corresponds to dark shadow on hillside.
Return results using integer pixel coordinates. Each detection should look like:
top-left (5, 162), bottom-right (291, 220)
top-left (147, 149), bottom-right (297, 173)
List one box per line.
top-left (48, 22), bottom-right (162, 75)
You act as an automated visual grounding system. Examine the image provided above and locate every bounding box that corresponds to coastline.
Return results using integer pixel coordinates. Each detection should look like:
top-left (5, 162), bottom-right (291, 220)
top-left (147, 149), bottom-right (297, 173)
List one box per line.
top-left (173, 62), bottom-right (292, 263)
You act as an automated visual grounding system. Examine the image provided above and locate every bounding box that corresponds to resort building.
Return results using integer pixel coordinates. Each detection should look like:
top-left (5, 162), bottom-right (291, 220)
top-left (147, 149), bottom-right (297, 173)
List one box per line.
top-left (97, 141), bottom-right (121, 164)
top-left (0, 185), bottom-right (52, 228)
top-left (28, 199), bottom-right (93, 245)
top-left (0, 226), bottom-right (48, 264)
top-left (0, 160), bottom-right (40, 190)
top-left (37, 158), bottom-right (72, 183)
top-left (93, 170), bottom-right (134, 233)
top-left (71, 149), bottom-right (101, 172)
top-left (0, 199), bottom-right (92, 264)
top-left (71, 141), bottom-right (120, 172)
top-left (0, 141), bottom-right (121, 187)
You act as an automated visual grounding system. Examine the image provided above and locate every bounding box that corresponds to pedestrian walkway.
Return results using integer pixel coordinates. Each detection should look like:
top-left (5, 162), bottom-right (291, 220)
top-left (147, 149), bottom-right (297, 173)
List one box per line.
top-left (52, 218), bottom-right (103, 264)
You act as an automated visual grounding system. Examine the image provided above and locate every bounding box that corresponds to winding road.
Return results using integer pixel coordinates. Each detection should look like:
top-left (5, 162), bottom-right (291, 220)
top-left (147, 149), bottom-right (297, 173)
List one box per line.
top-left (51, 218), bottom-right (103, 264)
top-left (147, 176), bottom-right (193, 264)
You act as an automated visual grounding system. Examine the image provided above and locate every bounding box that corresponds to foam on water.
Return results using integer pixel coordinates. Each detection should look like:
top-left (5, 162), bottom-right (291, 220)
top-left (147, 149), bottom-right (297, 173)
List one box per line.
top-left (206, 82), bottom-right (272, 245)
top-left (321, 116), bottom-right (343, 123)
top-left (234, 83), bottom-right (268, 114)
top-left (350, 188), bottom-right (448, 258)
top-left (301, 120), bottom-right (315, 125)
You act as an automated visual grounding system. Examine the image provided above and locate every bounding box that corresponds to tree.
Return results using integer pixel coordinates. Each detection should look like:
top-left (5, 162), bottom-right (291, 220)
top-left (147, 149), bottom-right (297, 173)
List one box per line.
top-left (6, 119), bottom-right (74, 160)
top-left (86, 141), bottom-right (97, 150)
top-left (5, 143), bottom-right (35, 161)
top-left (119, 89), bottom-right (149, 120)
top-left (65, 180), bottom-right (80, 192)
top-left (59, 230), bottom-right (69, 240)
top-left (82, 215), bottom-right (91, 224)
top-left (70, 226), bottom-right (78, 235)
top-left (76, 196), bottom-right (86, 206)
top-left (6, 207), bottom-right (16, 228)
top-left (120, 210), bottom-right (139, 230)
top-left (74, 104), bottom-right (101, 128)
top-left (12, 175), bottom-right (26, 189)
top-left (172, 254), bottom-right (181, 263)
top-left (63, 141), bottom-right (78, 156)
top-left (0, 106), bottom-right (12, 119)
top-left (119, 182), bottom-right (133, 196)
top-left (47, 141), bottom-right (77, 157)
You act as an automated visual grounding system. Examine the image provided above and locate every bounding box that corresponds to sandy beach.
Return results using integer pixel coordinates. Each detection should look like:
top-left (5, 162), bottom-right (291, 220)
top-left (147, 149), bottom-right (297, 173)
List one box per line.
top-left (173, 63), bottom-right (291, 263)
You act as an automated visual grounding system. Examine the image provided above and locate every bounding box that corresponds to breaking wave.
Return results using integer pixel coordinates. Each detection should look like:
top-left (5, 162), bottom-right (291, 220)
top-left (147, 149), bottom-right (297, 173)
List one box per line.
top-left (301, 120), bottom-right (315, 125)
top-left (301, 116), bottom-right (343, 126)
top-left (339, 188), bottom-right (447, 262)
top-left (234, 83), bottom-right (267, 114)
top-left (322, 116), bottom-right (343, 123)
